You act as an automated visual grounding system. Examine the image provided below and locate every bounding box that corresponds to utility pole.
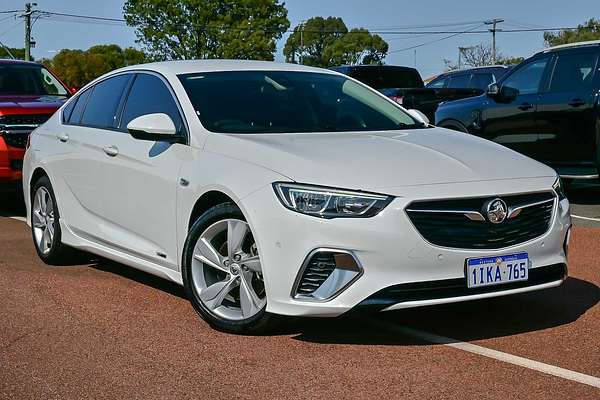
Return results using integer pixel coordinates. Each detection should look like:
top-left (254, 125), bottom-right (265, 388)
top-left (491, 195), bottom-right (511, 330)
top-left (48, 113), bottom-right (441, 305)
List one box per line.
top-left (299, 20), bottom-right (305, 65)
top-left (23, 3), bottom-right (38, 61)
top-left (485, 18), bottom-right (504, 64)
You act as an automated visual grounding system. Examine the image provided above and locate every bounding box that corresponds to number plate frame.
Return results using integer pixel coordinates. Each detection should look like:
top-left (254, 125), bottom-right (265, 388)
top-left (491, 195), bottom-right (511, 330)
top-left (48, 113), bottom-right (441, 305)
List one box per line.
top-left (466, 253), bottom-right (529, 289)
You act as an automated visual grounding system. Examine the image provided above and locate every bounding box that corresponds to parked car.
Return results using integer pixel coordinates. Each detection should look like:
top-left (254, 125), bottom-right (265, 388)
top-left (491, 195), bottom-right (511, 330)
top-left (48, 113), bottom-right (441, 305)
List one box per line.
top-left (330, 65), bottom-right (483, 122)
top-left (0, 60), bottom-right (70, 183)
top-left (436, 40), bottom-right (600, 180)
top-left (426, 66), bottom-right (512, 90)
top-left (24, 61), bottom-right (570, 334)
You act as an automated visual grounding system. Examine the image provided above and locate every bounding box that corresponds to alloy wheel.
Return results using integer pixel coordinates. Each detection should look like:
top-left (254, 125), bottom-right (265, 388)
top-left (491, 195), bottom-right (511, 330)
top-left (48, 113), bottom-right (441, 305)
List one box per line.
top-left (191, 218), bottom-right (266, 321)
top-left (32, 186), bottom-right (55, 255)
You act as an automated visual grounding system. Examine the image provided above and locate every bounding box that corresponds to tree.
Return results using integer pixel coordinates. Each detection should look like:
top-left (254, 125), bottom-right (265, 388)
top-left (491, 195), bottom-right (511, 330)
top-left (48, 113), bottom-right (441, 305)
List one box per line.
top-left (123, 0), bottom-right (290, 61)
top-left (283, 17), bottom-right (347, 65)
top-left (284, 17), bottom-right (388, 67)
top-left (496, 56), bottom-right (524, 66)
top-left (323, 29), bottom-right (388, 66)
top-left (0, 47), bottom-right (30, 60)
top-left (544, 19), bottom-right (600, 47)
top-left (42, 45), bottom-right (147, 88)
top-left (443, 43), bottom-right (523, 70)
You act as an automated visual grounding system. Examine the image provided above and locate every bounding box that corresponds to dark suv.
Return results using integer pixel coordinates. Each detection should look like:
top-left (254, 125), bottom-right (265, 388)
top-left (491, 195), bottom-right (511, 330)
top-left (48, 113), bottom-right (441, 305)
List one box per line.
top-left (435, 41), bottom-right (600, 179)
top-left (426, 66), bottom-right (511, 91)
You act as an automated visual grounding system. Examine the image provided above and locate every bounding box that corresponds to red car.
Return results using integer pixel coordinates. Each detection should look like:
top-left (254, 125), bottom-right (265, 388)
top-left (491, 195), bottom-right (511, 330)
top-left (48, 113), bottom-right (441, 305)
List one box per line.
top-left (0, 60), bottom-right (70, 182)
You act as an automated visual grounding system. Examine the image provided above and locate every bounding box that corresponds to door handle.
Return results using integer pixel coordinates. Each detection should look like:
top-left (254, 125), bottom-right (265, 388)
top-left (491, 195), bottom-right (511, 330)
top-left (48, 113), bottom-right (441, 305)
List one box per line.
top-left (568, 98), bottom-right (585, 107)
top-left (518, 102), bottom-right (534, 111)
top-left (57, 133), bottom-right (69, 142)
top-left (103, 145), bottom-right (119, 157)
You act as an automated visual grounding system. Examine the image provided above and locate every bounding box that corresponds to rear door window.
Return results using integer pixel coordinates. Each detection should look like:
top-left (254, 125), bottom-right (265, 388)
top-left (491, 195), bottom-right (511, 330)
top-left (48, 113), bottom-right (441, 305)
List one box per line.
top-left (469, 73), bottom-right (494, 90)
top-left (426, 77), bottom-right (447, 88)
top-left (67, 88), bottom-right (92, 124)
top-left (548, 51), bottom-right (598, 93)
top-left (447, 74), bottom-right (470, 88)
top-left (81, 74), bottom-right (131, 129)
top-left (120, 73), bottom-right (185, 134)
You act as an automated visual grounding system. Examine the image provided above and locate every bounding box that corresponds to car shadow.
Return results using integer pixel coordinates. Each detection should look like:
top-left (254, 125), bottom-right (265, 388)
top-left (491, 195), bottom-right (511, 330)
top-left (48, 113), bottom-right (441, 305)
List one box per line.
top-left (82, 256), bottom-right (599, 345)
top-left (0, 184), bottom-right (26, 218)
top-left (290, 277), bottom-right (599, 345)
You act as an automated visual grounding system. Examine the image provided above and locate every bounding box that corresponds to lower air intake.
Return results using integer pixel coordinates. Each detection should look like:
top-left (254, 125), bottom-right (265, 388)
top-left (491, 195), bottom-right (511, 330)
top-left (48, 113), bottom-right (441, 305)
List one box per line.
top-left (293, 249), bottom-right (362, 301)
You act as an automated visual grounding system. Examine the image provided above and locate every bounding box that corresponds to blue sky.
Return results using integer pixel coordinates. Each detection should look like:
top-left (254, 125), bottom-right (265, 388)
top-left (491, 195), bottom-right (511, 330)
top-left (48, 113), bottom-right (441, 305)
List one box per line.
top-left (1, 0), bottom-right (597, 77)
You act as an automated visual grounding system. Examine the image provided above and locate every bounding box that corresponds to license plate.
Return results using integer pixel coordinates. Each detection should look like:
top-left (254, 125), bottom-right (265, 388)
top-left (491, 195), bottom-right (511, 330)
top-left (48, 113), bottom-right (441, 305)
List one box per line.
top-left (466, 253), bottom-right (529, 288)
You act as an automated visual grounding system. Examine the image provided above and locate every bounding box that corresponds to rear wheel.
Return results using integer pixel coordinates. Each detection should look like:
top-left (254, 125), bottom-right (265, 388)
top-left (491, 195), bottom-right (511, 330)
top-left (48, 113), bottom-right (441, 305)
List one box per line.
top-left (182, 203), bottom-right (276, 334)
top-left (31, 176), bottom-right (75, 264)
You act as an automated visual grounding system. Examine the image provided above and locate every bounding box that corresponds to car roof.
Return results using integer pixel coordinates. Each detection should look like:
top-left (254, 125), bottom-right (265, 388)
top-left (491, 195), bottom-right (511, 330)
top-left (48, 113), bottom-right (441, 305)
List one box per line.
top-left (331, 64), bottom-right (417, 71)
top-left (439, 65), bottom-right (509, 76)
top-left (114, 59), bottom-right (336, 76)
top-left (0, 58), bottom-right (43, 66)
top-left (540, 39), bottom-right (600, 54)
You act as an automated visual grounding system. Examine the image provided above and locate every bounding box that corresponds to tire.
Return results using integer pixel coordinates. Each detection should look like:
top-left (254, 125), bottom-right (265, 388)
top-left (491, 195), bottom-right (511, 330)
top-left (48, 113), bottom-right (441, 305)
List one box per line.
top-left (182, 202), bottom-right (277, 334)
top-left (439, 120), bottom-right (469, 133)
top-left (30, 176), bottom-right (77, 265)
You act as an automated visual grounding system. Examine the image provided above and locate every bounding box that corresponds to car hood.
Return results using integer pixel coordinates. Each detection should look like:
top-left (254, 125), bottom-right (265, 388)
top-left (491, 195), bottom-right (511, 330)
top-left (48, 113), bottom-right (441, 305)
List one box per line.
top-left (0, 95), bottom-right (66, 113)
top-left (205, 127), bottom-right (556, 194)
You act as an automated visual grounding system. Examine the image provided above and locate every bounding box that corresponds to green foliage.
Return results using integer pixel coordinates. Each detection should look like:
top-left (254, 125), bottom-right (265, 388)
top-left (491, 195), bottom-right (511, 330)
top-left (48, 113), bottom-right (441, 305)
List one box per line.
top-left (0, 47), bottom-right (31, 61)
top-left (284, 17), bottom-right (388, 67)
top-left (123, 0), bottom-right (290, 61)
top-left (544, 19), bottom-right (600, 47)
top-left (283, 17), bottom-right (347, 66)
top-left (496, 56), bottom-right (524, 66)
top-left (42, 45), bottom-right (147, 88)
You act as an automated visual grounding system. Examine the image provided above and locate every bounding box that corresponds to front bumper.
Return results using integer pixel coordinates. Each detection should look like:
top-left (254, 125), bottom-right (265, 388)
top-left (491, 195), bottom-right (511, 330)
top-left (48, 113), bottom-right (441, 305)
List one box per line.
top-left (0, 137), bottom-right (25, 182)
top-left (241, 176), bottom-right (571, 317)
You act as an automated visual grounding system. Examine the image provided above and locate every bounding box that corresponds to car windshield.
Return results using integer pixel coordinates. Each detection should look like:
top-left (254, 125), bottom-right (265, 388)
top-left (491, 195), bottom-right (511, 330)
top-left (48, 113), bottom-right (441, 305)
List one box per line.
top-left (178, 71), bottom-right (421, 134)
top-left (0, 64), bottom-right (68, 96)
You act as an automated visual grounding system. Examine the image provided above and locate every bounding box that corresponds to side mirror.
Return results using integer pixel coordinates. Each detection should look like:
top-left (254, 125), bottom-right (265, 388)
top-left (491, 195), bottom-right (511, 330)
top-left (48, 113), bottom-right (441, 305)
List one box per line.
top-left (486, 83), bottom-right (499, 97)
top-left (127, 113), bottom-right (179, 142)
top-left (406, 109), bottom-right (430, 126)
top-left (499, 86), bottom-right (519, 102)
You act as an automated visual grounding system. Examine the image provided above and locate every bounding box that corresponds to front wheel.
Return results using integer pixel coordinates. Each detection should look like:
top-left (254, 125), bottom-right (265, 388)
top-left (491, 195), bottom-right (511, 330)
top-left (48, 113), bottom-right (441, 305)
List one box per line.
top-left (182, 203), bottom-right (276, 334)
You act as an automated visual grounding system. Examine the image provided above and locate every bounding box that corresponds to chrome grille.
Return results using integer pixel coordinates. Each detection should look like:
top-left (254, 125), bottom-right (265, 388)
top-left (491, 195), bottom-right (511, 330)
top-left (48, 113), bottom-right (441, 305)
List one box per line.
top-left (406, 192), bottom-right (555, 249)
top-left (0, 114), bottom-right (51, 148)
top-left (296, 253), bottom-right (337, 296)
top-left (0, 114), bottom-right (51, 125)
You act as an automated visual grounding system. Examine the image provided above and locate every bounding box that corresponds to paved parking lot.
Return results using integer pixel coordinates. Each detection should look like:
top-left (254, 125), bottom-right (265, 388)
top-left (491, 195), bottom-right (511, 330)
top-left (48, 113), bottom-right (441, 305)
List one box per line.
top-left (0, 184), bottom-right (599, 399)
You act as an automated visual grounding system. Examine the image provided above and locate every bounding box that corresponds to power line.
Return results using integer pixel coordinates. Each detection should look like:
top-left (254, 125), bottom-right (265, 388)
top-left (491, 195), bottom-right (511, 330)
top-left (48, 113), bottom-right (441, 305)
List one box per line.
top-left (389, 24), bottom-right (486, 53)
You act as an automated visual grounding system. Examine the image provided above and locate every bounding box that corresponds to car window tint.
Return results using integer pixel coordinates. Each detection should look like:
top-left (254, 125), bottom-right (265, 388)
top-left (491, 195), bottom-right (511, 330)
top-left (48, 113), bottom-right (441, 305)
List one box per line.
top-left (469, 73), bottom-right (494, 90)
top-left (68, 87), bottom-right (92, 124)
top-left (426, 77), bottom-right (446, 88)
top-left (447, 74), bottom-right (470, 88)
top-left (120, 74), bottom-right (184, 134)
top-left (62, 97), bottom-right (77, 123)
top-left (502, 58), bottom-right (549, 95)
top-left (549, 52), bottom-right (598, 92)
top-left (81, 74), bottom-right (131, 129)
top-left (179, 71), bottom-right (420, 134)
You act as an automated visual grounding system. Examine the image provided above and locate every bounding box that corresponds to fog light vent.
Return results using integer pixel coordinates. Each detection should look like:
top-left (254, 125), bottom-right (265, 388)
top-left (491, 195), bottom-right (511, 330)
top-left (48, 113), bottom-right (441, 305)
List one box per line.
top-left (293, 249), bottom-right (362, 301)
top-left (297, 253), bottom-right (337, 296)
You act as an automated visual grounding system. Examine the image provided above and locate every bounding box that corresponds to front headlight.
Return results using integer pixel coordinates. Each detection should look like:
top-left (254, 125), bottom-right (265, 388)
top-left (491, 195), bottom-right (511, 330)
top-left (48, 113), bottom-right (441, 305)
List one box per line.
top-left (553, 176), bottom-right (567, 201)
top-left (273, 182), bottom-right (393, 218)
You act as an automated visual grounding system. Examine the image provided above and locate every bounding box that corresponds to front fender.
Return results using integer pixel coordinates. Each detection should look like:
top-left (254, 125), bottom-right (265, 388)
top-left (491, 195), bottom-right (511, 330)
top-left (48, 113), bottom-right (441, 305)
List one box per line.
top-left (175, 147), bottom-right (289, 268)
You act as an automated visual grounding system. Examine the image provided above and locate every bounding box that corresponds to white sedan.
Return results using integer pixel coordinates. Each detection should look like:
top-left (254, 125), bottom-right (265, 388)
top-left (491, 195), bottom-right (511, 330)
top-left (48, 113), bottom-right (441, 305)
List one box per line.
top-left (23, 61), bottom-right (571, 333)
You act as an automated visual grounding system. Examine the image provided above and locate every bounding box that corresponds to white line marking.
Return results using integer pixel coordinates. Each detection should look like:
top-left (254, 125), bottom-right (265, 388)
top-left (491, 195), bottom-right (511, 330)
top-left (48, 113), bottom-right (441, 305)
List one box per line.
top-left (571, 214), bottom-right (600, 222)
top-left (8, 216), bottom-right (26, 222)
top-left (371, 320), bottom-right (600, 389)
